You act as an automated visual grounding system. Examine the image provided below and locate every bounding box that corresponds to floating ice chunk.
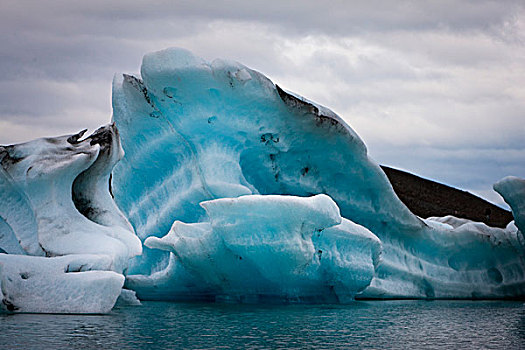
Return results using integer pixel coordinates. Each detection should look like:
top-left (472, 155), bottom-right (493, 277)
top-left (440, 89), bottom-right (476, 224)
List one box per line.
top-left (113, 48), bottom-right (525, 300)
top-left (112, 47), bottom-right (414, 279)
top-left (0, 254), bottom-right (124, 314)
top-left (141, 194), bottom-right (380, 302)
top-left (1, 47), bottom-right (524, 303)
top-left (0, 125), bottom-right (141, 271)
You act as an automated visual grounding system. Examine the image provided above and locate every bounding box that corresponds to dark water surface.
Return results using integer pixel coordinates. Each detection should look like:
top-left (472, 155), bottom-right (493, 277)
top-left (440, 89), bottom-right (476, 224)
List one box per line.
top-left (1, 300), bottom-right (524, 349)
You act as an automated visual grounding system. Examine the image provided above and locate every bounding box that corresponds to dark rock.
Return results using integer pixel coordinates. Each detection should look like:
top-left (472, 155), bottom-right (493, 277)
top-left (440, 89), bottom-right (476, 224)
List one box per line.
top-left (381, 165), bottom-right (513, 228)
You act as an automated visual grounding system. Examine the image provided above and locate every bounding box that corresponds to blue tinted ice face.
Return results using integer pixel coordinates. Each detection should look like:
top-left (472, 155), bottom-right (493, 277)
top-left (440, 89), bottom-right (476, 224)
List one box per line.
top-left (112, 48), bottom-right (525, 301)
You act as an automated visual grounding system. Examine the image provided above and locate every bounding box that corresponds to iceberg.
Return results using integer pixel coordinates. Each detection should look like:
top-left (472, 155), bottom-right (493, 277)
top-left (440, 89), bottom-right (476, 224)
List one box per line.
top-left (0, 125), bottom-right (141, 313)
top-left (112, 48), bottom-right (525, 300)
top-left (1, 47), bottom-right (524, 312)
top-left (0, 124), bottom-right (141, 269)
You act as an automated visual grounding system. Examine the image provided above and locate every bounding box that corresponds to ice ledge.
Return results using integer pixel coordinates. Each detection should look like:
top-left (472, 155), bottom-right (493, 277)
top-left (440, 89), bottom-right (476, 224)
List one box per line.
top-left (0, 254), bottom-right (124, 314)
top-left (138, 194), bottom-right (381, 303)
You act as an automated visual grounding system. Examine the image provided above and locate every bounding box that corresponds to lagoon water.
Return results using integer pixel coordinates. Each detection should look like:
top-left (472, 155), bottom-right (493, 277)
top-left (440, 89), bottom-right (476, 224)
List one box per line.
top-left (1, 301), bottom-right (524, 349)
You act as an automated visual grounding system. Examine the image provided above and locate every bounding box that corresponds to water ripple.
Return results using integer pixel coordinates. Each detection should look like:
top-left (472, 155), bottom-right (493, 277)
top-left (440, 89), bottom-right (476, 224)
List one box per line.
top-left (1, 300), bottom-right (524, 349)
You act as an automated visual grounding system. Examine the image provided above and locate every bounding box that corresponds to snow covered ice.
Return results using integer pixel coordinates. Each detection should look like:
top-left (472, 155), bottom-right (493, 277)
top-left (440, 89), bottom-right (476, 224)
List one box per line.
top-left (1, 48), bottom-right (525, 312)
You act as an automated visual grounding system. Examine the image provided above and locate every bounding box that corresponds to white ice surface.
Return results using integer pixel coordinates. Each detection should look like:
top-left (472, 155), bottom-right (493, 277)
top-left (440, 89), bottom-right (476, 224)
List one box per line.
top-left (0, 254), bottom-right (124, 314)
top-left (0, 125), bottom-right (141, 313)
top-left (0, 125), bottom-right (141, 272)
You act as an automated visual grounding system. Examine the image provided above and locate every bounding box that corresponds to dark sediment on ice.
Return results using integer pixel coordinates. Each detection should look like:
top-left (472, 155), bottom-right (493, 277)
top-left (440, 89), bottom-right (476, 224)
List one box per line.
top-left (381, 165), bottom-right (513, 228)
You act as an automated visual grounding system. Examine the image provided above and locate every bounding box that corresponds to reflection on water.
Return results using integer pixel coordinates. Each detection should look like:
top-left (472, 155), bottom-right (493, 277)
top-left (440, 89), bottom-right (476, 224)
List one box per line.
top-left (1, 300), bottom-right (524, 349)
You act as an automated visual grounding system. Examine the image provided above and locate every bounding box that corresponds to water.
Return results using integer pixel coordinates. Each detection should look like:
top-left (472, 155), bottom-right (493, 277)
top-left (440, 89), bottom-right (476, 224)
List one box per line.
top-left (1, 301), bottom-right (524, 349)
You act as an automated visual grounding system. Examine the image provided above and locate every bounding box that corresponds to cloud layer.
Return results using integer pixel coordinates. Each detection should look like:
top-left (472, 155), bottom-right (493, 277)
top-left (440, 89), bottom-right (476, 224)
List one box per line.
top-left (1, 0), bottom-right (524, 206)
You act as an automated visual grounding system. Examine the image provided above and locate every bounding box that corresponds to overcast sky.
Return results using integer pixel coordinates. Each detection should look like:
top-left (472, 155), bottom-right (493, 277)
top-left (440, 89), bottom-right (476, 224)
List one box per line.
top-left (1, 0), bottom-right (524, 206)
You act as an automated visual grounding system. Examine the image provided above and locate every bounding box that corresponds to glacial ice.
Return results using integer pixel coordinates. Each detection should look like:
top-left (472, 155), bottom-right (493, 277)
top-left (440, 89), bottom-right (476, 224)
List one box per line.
top-left (0, 254), bottom-right (124, 314)
top-left (0, 124), bottom-right (141, 313)
top-left (0, 124), bottom-right (141, 270)
top-left (112, 48), bottom-right (525, 301)
top-left (494, 176), bottom-right (525, 238)
top-left (116, 289), bottom-right (142, 306)
top-left (135, 194), bottom-right (381, 302)
top-left (1, 47), bottom-right (525, 312)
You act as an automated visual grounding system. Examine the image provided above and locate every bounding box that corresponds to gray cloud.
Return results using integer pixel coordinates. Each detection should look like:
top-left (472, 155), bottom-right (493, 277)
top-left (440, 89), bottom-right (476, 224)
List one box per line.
top-left (0, 0), bottom-right (524, 207)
